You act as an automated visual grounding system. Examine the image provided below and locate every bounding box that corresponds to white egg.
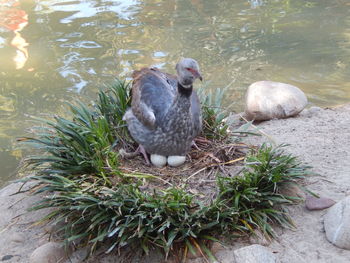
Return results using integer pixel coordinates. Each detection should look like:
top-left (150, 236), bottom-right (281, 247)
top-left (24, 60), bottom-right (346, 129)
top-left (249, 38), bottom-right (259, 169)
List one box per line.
top-left (167, 156), bottom-right (186, 167)
top-left (150, 154), bottom-right (167, 167)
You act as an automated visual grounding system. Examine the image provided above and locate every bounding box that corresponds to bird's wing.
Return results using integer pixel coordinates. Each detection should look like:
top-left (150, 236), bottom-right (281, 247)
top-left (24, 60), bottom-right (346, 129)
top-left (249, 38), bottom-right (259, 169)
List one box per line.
top-left (190, 90), bottom-right (202, 136)
top-left (131, 68), bottom-right (176, 128)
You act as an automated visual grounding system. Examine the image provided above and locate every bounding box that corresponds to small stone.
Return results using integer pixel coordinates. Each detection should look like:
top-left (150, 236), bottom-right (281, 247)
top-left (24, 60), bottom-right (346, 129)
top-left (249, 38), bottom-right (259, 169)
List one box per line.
top-left (10, 232), bottom-right (26, 243)
top-left (30, 242), bottom-right (67, 263)
top-left (300, 106), bottom-right (322, 117)
top-left (233, 244), bottom-right (278, 263)
top-left (1, 255), bottom-right (14, 261)
top-left (245, 81), bottom-right (308, 121)
top-left (324, 196), bottom-right (350, 249)
top-left (305, 196), bottom-right (336, 211)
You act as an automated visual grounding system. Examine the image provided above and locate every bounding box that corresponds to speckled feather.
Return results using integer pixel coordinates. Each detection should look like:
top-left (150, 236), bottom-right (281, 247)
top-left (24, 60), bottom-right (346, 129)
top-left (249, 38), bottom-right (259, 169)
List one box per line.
top-left (124, 66), bottom-right (202, 156)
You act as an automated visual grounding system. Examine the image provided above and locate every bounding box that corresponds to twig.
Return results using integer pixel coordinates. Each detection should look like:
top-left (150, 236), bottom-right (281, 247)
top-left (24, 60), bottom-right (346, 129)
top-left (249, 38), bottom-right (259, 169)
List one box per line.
top-left (190, 238), bottom-right (210, 263)
top-left (8, 195), bottom-right (27, 209)
top-left (240, 115), bottom-right (276, 144)
top-left (0, 217), bottom-right (20, 234)
top-left (120, 167), bottom-right (173, 186)
top-left (185, 157), bottom-right (245, 182)
top-left (182, 245), bottom-right (188, 263)
top-left (118, 148), bottom-right (139, 158)
top-left (201, 180), bottom-right (217, 183)
top-left (223, 77), bottom-right (236, 90)
top-left (220, 157), bottom-right (245, 165)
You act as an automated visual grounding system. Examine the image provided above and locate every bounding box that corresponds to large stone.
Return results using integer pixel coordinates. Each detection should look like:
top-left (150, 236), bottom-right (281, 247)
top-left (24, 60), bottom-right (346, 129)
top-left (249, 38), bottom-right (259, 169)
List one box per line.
top-left (233, 244), bottom-right (278, 263)
top-left (30, 242), bottom-right (67, 263)
top-left (245, 81), bottom-right (308, 121)
top-left (324, 196), bottom-right (350, 249)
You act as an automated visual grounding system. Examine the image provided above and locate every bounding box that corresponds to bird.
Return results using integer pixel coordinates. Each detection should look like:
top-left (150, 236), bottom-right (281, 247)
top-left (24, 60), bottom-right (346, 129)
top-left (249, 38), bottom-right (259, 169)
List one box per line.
top-left (123, 58), bottom-right (202, 167)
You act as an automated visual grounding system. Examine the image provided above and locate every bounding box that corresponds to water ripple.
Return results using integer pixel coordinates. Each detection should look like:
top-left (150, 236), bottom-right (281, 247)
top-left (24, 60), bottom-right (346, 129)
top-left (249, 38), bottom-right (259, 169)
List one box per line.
top-left (57, 52), bottom-right (95, 92)
top-left (60, 40), bottom-right (102, 49)
top-left (37, 0), bottom-right (141, 23)
top-left (1, 0), bottom-right (350, 186)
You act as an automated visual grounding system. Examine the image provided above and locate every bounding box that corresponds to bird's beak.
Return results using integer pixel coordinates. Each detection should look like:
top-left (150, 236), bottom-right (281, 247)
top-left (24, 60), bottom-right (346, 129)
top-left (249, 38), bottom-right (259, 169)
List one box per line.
top-left (190, 69), bottom-right (203, 81)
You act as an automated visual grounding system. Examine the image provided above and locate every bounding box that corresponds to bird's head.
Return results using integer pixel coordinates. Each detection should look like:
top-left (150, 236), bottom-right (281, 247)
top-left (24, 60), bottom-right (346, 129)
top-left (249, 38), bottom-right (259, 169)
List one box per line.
top-left (175, 58), bottom-right (202, 88)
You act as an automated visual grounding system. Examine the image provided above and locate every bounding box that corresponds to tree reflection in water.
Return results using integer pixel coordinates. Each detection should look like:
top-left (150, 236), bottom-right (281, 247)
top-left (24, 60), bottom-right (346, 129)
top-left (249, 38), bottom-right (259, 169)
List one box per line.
top-left (0, 0), bottom-right (29, 69)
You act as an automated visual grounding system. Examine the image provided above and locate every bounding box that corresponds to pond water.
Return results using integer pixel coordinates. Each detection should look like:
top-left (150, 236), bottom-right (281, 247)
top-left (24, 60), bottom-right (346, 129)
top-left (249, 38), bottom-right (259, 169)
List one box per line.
top-left (0, 0), bottom-right (350, 185)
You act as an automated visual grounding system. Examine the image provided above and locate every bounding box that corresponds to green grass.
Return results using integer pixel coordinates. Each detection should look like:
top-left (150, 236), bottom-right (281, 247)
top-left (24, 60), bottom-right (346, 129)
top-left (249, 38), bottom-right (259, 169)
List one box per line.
top-left (216, 144), bottom-right (308, 236)
top-left (200, 87), bottom-right (231, 140)
top-left (19, 81), bottom-right (132, 185)
top-left (18, 80), bottom-right (311, 260)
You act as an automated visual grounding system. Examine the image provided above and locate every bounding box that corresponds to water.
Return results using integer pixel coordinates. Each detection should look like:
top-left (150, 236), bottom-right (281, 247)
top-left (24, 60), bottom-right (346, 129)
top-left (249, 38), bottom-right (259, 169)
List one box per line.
top-left (0, 0), bottom-right (349, 186)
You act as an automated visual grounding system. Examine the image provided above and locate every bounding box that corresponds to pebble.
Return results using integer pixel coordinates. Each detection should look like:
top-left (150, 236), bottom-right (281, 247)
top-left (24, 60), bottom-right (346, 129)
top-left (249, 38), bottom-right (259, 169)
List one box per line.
top-left (10, 232), bottom-right (25, 243)
top-left (305, 196), bottom-right (336, 211)
top-left (2, 255), bottom-right (14, 261)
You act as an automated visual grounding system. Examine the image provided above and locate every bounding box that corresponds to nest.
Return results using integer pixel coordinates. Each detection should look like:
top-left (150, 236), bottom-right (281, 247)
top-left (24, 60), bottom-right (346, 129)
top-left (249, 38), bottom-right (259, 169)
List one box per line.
top-left (117, 137), bottom-right (252, 204)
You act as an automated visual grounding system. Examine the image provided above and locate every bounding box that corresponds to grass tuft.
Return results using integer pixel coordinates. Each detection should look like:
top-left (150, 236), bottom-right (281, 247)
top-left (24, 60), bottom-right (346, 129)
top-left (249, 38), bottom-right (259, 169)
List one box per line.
top-left (216, 144), bottom-right (309, 237)
top-left (19, 80), bottom-right (132, 185)
top-left (18, 79), bottom-right (311, 259)
top-left (95, 80), bottom-right (133, 149)
top-left (200, 87), bottom-right (230, 140)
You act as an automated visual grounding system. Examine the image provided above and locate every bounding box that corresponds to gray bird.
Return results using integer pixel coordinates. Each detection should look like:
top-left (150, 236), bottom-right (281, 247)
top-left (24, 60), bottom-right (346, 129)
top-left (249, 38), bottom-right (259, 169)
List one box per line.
top-left (123, 58), bottom-right (202, 167)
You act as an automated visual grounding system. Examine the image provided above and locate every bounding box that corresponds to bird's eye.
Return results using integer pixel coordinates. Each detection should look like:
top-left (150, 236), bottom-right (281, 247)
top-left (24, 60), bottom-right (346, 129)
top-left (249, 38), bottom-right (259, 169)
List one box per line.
top-left (186, 67), bottom-right (192, 71)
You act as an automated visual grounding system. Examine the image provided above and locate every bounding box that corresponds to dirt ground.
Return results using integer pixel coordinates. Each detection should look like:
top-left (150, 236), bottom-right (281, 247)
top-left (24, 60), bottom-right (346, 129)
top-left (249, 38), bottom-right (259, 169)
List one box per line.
top-left (0, 104), bottom-right (349, 263)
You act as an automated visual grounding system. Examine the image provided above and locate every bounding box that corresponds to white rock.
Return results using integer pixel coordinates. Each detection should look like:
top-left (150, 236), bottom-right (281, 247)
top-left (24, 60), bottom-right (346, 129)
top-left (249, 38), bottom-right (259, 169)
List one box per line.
top-left (324, 196), bottom-right (350, 249)
top-left (150, 154), bottom-right (167, 167)
top-left (30, 242), bottom-right (67, 263)
top-left (245, 81), bottom-right (308, 121)
top-left (167, 156), bottom-right (186, 167)
top-left (233, 244), bottom-right (278, 263)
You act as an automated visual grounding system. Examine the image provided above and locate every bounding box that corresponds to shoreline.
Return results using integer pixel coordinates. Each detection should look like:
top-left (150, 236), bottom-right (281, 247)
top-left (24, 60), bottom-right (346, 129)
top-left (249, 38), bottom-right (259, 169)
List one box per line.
top-left (1, 104), bottom-right (349, 263)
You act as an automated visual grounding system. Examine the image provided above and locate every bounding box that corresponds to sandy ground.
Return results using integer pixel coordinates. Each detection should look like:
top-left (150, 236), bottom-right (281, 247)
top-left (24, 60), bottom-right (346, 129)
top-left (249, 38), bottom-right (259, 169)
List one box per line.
top-left (240, 104), bottom-right (350, 263)
top-left (0, 104), bottom-right (349, 263)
